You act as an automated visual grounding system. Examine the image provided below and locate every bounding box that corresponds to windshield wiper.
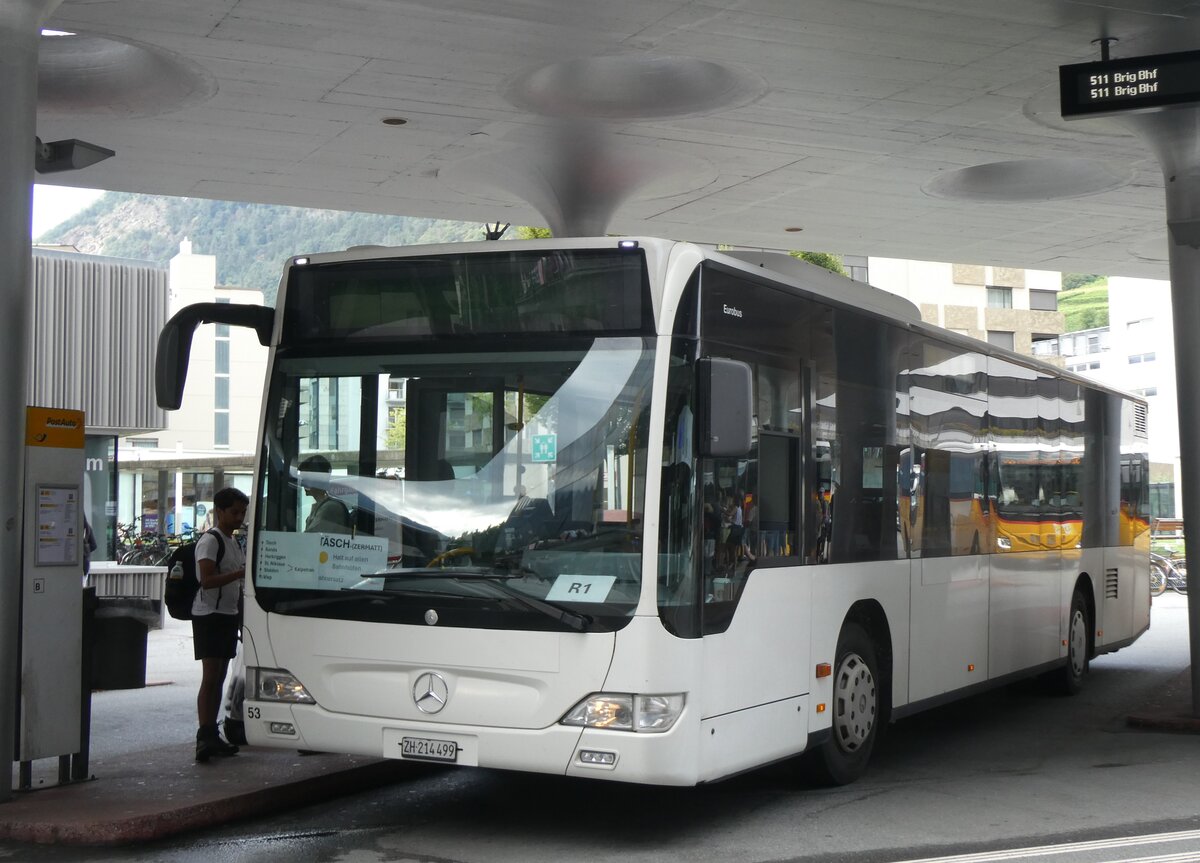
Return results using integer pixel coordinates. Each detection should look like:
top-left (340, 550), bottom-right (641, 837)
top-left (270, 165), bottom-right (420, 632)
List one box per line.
top-left (483, 579), bottom-right (592, 632)
top-left (360, 568), bottom-right (590, 631)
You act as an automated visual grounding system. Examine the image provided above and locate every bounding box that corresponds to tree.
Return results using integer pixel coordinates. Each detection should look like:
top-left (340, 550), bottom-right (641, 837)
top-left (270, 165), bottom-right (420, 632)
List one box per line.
top-left (385, 406), bottom-right (406, 451)
top-left (789, 250), bottom-right (846, 276)
top-left (516, 226), bottom-right (553, 239)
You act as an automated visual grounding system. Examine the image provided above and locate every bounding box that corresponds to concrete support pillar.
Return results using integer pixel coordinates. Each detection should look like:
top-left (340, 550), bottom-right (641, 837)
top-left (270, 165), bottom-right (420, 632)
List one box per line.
top-left (1, 0), bottom-right (63, 802)
top-left (1123, 109), bottom-right (1200, 717)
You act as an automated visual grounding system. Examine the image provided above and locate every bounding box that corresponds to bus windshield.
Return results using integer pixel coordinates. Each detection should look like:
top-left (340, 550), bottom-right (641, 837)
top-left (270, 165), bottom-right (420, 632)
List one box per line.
top-left (254, 336), bottom-right (654, 632)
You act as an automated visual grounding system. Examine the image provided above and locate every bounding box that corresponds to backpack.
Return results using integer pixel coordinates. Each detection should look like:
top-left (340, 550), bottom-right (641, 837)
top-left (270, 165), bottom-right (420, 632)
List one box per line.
top-left (164, 530), bottom-right (225, 620)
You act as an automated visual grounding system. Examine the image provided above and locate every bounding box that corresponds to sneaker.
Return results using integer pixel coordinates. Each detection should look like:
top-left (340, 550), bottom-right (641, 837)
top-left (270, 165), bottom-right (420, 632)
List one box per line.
top-left (223, 719), bottom-right (247, 747)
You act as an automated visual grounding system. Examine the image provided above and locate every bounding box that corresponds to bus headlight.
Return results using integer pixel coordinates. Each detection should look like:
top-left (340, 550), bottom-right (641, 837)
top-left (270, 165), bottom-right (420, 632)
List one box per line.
top-left (249, 667), bottom-right (316, 704)
top-left (996, 536), bottom-right (1011, 550)
top-left (561, 693), bottom-right (685, 733)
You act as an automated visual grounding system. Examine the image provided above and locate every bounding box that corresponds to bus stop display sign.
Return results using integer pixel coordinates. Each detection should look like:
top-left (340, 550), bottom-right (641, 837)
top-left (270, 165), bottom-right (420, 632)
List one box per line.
top-left (1060, 49), bottom-right (1200, 119)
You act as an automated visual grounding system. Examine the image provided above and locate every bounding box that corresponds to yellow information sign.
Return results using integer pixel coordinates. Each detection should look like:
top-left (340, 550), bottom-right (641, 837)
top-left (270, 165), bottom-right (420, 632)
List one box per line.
top-left (25, 407), bottom-right (85, 449)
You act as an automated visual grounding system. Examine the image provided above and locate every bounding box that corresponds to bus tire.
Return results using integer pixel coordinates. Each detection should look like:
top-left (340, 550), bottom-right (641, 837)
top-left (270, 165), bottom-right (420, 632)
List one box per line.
top-left (1058, 590), bottom-right (1090, 695)
top-left (804, 622), bottom-right (880, 786)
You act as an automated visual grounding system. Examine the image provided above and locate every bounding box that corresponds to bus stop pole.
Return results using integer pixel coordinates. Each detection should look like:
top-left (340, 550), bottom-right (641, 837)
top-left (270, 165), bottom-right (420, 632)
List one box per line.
top-left (1123, 109), bottom-right (1200, 717)
top-left (0, 0), bottom-right (62, 802)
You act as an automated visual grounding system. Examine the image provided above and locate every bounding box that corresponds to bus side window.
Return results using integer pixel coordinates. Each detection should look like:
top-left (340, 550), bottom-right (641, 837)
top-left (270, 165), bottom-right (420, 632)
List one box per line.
top-left (757, 433), bottom-right (798, 560)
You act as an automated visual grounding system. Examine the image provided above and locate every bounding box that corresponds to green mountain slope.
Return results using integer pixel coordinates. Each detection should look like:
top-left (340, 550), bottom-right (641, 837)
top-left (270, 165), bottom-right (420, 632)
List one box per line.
top-left (1059, 274), bottom-right (1109, 331)
top-left (37, 192), bottom-right (491, 304)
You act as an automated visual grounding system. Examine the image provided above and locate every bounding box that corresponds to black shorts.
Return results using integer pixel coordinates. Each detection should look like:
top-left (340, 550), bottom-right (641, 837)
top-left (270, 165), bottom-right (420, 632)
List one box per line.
top-left (192, 613), bottom-right (240, 660)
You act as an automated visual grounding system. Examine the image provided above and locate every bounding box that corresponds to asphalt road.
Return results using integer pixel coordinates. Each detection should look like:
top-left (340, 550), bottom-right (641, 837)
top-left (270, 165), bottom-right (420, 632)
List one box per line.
top-left (2, 592), bottom-right (1197, 863)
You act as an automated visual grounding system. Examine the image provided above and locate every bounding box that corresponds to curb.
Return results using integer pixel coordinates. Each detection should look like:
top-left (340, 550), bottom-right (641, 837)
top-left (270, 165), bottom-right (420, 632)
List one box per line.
top-left (1126, 713), bottom-right (1200, 735)
top-left (1, 758), bottom-right (410, 846)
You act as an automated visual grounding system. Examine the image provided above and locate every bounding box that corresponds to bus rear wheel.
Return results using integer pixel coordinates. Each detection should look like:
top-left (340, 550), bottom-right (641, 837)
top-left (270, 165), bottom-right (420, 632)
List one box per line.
top-left (1058, 590), bottom-right (1090, 695)
top-left (804, 622), bottom-right (880, 786)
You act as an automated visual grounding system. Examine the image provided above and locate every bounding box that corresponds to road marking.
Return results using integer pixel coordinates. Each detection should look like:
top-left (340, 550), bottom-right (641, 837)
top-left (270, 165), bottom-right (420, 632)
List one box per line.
top-left (893, 828), bottom-right (1200, 863)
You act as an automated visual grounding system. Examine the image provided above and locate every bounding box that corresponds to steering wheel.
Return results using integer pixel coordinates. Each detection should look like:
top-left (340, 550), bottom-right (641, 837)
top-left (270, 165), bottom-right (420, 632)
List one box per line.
top-left (426, 546), bottom-right (475, 568)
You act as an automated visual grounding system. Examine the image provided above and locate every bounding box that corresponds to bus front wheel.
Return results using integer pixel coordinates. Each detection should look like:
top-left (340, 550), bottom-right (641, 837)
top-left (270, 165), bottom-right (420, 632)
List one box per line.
top-left (804, 622), bottom-right (880, 786)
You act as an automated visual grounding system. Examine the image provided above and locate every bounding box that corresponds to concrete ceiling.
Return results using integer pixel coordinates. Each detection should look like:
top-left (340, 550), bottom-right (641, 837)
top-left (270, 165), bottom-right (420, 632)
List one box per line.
top-left (34, 0), bottom-right (1200, 277)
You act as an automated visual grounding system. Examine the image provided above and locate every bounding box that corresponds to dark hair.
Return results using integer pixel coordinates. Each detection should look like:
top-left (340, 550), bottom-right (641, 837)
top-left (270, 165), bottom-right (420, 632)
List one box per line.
top-left (299, 454), bottom-right (332, 473)
top-left (213, 487), bottom-right (250, 509)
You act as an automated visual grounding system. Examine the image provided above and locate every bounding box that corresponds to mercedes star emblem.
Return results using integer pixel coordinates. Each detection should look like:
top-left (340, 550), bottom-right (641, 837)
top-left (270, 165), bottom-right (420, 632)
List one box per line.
top-left (413, 671), bottom-right (449, 714)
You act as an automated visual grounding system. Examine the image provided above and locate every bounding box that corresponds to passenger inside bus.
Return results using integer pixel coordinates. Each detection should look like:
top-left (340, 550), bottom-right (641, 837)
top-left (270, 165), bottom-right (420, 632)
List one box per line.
top-left (298, 454), bottom-right (353, 535)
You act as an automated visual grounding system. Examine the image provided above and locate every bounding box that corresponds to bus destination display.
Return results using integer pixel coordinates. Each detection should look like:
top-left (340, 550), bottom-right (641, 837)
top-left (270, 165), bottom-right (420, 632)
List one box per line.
top-left (1060, 49), bottom-right (1200, 119)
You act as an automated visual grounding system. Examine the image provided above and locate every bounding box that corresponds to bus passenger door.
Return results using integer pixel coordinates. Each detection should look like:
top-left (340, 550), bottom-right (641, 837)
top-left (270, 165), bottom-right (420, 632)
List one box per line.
top-left (907, 453), bottom-right (989, 703)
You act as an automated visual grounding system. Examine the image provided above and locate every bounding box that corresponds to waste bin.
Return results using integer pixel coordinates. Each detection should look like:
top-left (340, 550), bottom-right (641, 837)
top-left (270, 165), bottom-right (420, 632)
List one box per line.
top-left (87, 564), bottom-right (166, 691)
top-left (91, 612), bottom-right (150, 690)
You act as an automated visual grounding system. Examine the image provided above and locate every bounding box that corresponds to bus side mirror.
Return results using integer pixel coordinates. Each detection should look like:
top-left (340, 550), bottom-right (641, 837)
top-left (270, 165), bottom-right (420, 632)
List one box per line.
top-left (156, 315), bottom-right (195, 411)
top-left (156, 302), bottom-right (274, 410)
top-left (697, 357), bottom-right (753, 457)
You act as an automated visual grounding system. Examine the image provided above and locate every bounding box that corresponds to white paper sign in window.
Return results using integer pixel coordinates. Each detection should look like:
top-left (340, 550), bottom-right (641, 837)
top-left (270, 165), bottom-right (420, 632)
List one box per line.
top-left (546, 574), bottom-right (616, 603)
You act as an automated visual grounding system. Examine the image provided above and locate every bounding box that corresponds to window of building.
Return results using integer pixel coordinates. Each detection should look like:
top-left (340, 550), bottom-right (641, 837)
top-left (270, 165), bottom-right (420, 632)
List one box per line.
top-left (214, 412), bottom-right (229, 447)
top-left (986, 330), bottom-right (1015, 350)
top-left (1031, 335), bottom-right (1058, 357)
top-left (215, 297), bottom-right (231, 337)
top-left (987, 286), bottom-right (1013, 309)
top-left (1029, 289), bottom-right (1058, 311)
top-left (129, 438), bottom-right (159, 449)
top-left (215, 340), bottom-right (230, 374)
top-left (1134, 387), bottom-right (1158, 397)
top-left (1128, 352), bottom-right (1156, 364)
top-left (215, 377), bottom-right (229, 410)
top-left (1150, 483), bottom-right (1175, 519)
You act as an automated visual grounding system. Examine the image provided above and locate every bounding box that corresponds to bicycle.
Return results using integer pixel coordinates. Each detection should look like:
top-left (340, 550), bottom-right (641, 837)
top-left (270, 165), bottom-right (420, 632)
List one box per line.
top-left (1150, 552), bottom-right (1187, 596)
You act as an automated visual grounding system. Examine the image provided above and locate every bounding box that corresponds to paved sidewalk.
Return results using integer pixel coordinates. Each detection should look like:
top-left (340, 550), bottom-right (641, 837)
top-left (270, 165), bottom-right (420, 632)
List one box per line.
top-left (2, 615), bottom-right (409, 846)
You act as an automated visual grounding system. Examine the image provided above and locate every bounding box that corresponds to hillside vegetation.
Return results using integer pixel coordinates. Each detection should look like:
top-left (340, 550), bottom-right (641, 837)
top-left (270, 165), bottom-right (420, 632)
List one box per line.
top-left (38, 192), bottom-right (488, 304)
top-left (1059, 274), bottom-right (1108, 331)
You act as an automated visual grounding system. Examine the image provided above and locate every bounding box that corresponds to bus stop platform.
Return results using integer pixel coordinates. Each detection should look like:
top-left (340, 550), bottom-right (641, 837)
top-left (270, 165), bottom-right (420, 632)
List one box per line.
top-left (1, 744), bottom-right (408, 845)
top-left (2, 615), bottom-right (412, 846)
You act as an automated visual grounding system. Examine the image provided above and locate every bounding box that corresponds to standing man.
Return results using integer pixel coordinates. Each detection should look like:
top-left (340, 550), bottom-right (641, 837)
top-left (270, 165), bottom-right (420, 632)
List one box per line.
top-left (193, 486), bottom-right (249, 762)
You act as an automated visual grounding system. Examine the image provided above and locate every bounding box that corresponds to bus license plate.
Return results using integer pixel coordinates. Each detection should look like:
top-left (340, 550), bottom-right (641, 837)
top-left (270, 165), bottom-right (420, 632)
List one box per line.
top-left (400, 736), bottom-right (459, 763)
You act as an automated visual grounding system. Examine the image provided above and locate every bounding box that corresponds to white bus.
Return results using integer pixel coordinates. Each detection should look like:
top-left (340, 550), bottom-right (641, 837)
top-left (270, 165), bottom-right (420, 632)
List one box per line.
top-left (157, 238), bottom-right (1150, 786)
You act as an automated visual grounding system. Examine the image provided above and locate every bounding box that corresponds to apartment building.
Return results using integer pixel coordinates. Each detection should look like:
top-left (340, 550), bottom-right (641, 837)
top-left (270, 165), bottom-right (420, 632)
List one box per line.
top-left (119, 241), bottom-right (267, 533)
top-left (868, 258), bottom-right (1066, 359)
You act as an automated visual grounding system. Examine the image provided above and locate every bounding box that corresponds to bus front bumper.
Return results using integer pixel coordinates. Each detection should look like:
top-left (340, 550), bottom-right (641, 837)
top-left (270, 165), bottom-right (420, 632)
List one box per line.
top-left (244, 699), bottom-right (701, 785)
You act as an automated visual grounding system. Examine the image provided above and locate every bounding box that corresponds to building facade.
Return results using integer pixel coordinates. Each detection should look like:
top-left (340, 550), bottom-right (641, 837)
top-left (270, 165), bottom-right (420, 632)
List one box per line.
top-left (1058, 277), bottom-right (1180, 518)
top-left (119, 241), bottom-right (267, 534)
top-left (29, 248), bottom-right (170, 561)
top-left (867, 258), bottom-right (1066, 359)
